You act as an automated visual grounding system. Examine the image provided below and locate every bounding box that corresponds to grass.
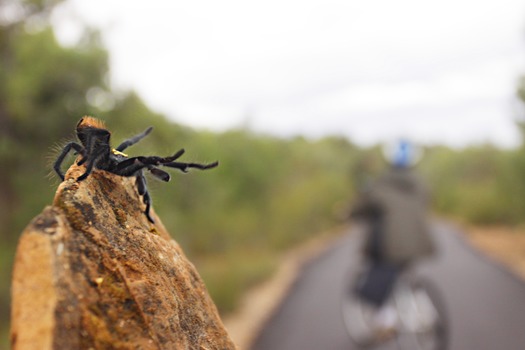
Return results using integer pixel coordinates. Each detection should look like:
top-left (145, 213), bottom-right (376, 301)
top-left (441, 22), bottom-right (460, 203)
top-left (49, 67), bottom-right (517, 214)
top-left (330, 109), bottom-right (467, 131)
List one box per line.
top-left (195, 251), bottom-right (278, 314)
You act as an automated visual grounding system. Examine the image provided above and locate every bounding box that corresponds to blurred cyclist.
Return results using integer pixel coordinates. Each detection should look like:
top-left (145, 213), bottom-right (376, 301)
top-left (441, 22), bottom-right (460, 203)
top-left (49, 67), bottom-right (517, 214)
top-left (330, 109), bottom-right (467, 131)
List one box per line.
top-left (350, 140), bottom-right (436, 332)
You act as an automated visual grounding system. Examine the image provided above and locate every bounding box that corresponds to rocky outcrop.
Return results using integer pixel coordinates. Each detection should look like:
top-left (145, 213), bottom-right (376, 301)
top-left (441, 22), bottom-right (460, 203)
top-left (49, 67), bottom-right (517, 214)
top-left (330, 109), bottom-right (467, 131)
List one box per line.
top-left (11, 164), bottom-right (236, 349)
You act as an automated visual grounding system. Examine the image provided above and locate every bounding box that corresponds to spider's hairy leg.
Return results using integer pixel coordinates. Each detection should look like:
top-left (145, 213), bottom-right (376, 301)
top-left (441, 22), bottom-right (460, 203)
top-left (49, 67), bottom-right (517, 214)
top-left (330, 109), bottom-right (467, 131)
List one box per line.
top-left (111, 152), bottom-right (179, 177)
top-left (76, 128), bottom-right (112, 181)
top-left (164, 149), bottom-right (185, 162)
top-left (77, 149), bottom-right (106, 181)
top-left (149, 167), bottom-right (171, 182)
top-left (76, 155), bottom-right (97, 181)
top-left (115, 126), bottom-right (153, 152)
top-left (164, 160), bottom-right (219, 173)
top-left (53, 142), bottom-right (85, 181)
top-left (136, 171), bottom-right (155, 223)
top-left (143, 191), bottom-right (154, 223)
top-left (150, 149), bottom-right (217, 171)
top-left (136, 171), bottom-right (146, 196)
top-left (113, 153), bottom-right (218, 177)
top-left (111, 157), bottom-right (158, 177)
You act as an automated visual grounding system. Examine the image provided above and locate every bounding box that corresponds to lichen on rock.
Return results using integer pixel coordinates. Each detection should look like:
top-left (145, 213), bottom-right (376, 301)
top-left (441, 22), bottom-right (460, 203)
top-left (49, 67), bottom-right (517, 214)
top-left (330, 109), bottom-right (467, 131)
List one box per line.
top-left (11, 164), bottom-right (236, 349)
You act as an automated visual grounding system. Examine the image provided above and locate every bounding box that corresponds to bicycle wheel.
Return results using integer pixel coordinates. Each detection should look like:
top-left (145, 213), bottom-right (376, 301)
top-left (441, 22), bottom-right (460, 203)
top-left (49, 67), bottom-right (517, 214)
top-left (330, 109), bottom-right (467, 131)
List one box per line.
top-left (341, 274), bottom-right (398, 348)
top-left (342, 291), bottom-right (379, 347)
top-left (394, 277), bottom-right (448, 350)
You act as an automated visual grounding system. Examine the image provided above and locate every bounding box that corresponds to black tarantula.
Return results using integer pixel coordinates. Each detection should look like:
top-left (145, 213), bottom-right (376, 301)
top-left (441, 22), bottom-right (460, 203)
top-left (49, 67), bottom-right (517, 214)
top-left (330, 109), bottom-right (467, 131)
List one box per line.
top-left (54, 116), bottom-right (218, 223)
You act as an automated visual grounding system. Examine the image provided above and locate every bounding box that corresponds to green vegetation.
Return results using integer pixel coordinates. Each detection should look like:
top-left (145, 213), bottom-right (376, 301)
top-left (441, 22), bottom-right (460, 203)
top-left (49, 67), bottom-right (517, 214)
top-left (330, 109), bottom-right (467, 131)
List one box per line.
top-left (419, 145), bottom-right (525, 225)
top-left (2, 1), bottom-right (525, 347)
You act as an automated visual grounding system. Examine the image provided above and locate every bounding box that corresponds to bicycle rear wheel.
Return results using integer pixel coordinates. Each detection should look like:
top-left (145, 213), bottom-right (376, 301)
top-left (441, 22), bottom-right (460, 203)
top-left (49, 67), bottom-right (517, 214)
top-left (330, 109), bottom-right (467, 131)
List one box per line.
top-left (341, 274), bottom-right (398, 348)
top-left (394, 277), bottom-right (448, 350)
top-left (341, 291), bottom-right (377, 347)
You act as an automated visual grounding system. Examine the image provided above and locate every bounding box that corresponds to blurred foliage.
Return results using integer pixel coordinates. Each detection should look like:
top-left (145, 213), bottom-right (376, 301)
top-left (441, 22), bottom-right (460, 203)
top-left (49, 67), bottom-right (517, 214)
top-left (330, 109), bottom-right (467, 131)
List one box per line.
top-left (3, 0), bottom-right (525, 347)
top-left (418, 145), bottom-right (525, 224)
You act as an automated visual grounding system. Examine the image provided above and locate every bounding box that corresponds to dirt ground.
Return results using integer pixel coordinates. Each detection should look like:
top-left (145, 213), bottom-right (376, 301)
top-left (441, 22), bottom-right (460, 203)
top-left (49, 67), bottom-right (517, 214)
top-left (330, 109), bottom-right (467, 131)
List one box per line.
top-left (222, 224), bottom-right (525, 349)
top-left (464, 225), bottom-right (525, 280)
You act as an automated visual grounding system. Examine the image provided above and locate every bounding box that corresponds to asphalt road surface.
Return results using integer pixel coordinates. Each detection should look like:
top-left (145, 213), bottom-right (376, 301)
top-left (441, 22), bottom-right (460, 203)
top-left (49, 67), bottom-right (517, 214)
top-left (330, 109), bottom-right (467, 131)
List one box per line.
top-left (252, 222), bottom-right (525, 350)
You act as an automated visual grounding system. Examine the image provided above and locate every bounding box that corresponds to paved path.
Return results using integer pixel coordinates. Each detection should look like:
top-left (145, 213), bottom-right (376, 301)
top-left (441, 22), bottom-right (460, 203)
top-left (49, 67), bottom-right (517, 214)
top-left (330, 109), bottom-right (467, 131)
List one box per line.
top-left (252, 222), bottom-right (525, 350)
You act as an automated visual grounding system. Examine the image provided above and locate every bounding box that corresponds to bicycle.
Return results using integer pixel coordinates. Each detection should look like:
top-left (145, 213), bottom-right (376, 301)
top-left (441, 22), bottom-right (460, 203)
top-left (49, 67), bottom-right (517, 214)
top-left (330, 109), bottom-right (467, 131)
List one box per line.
top-left (341, 264), bottom-right (448, 350)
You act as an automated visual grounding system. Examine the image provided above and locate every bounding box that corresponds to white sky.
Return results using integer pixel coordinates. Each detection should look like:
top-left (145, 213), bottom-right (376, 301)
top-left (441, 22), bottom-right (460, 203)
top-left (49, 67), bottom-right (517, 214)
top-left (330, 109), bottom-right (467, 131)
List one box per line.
top-left (51, 0), bottom-right (525, 148)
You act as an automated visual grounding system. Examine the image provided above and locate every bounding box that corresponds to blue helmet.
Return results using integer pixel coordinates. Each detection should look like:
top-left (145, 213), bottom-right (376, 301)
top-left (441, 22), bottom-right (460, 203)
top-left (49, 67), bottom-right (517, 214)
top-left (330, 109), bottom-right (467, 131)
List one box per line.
top-left (392, 140), bottom-right (412, 168)
top-left (384, 139), bottom-right (421, 168)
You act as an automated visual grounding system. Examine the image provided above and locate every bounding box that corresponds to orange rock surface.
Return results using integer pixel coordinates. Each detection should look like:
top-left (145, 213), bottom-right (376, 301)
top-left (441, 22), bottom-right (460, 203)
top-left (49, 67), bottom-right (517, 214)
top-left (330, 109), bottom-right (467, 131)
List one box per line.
top-left (11, 164), bottom-right (236, 349)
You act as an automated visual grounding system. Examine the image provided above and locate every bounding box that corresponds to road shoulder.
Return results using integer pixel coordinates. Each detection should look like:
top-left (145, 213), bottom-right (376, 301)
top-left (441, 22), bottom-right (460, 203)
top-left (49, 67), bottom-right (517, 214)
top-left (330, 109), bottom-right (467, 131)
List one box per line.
top-left (464, 225), bottom-right (525, 281)
top-left (222, 226), bottom-right (349, 349)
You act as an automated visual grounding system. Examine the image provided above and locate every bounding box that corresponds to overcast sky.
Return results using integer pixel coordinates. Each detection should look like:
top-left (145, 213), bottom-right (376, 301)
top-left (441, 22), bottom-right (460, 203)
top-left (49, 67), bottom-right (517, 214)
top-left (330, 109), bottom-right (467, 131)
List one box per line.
top-left (51, 0), bottom-right (525, 148)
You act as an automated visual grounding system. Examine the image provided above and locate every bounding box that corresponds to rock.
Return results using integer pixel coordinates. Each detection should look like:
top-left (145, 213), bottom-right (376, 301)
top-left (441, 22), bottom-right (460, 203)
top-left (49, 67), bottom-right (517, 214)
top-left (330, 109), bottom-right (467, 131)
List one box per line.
top-left (10, 164), bottom-right (236, 350)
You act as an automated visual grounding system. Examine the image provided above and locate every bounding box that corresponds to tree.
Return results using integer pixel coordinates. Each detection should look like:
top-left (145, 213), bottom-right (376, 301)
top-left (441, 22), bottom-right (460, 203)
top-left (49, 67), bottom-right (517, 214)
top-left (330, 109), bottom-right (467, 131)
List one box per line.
top-left (0, 1), bottom-right (109, 344)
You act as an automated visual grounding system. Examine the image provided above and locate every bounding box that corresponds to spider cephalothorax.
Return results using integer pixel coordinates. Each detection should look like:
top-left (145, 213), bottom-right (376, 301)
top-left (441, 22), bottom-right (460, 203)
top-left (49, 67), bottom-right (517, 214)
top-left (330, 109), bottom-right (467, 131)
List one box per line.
top-left (54, 116), bottom-right (218, 223)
